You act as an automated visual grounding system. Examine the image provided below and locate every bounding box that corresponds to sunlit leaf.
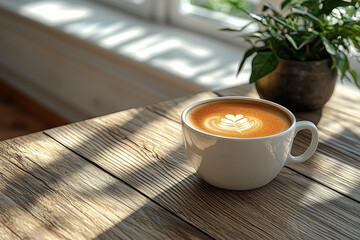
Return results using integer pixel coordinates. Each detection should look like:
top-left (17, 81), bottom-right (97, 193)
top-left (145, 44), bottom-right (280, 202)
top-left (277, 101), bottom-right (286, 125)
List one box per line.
top-left (320, 35), bottom-right (336, 55)
top-left (343, 70), bottom-right (357, 86)
top-left (319, 0), bottom-right (352, 15)
top-left (250, 52), bottom-right (279, 83)
top-left (237, 46), bottom-right (269, 76)
top-left (345, 6), bottom-right (357, 16)
top-left (241, 8), bottom-right (264, 22)
top-left (349, 38), bottom-right (360, 50)
top-left (281, 0), bottom-right (291, 9)
top-left (285, 34), bottom-right (299, 50)
top-left (298, 34), bottom-right (317, 49)
top-left (268, 28), bottom-right (283, 40)
top-left (302, 0), bottom-right (318, 10)
top-left (263, 3), bottom-right (279, 15)
top-left (270, 16), bottom-right (296, 30)
top-left (335, 50), bottom-right (348, 78)
top-left (291, 8), bottom-right (321, 23)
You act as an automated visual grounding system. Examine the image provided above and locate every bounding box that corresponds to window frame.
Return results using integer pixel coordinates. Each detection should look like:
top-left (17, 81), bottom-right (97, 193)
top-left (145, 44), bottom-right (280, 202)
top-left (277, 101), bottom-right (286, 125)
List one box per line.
top-left (168, 0), bottom-right (259, 46)
top-left (93, 0), bottom-right (154, 19)
top-left (92, 0), bottom-right (260, 45)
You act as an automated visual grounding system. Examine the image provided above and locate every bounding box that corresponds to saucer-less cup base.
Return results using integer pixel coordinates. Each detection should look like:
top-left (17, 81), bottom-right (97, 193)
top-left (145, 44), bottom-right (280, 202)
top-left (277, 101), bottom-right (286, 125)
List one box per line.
top-left (181, 97), bottom-right (319, 190)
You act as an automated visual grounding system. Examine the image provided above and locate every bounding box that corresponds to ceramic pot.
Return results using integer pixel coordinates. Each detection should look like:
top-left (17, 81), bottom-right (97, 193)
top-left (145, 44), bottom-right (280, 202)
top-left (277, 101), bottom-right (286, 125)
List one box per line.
top-left (255, 58), bottom-right (337, 111)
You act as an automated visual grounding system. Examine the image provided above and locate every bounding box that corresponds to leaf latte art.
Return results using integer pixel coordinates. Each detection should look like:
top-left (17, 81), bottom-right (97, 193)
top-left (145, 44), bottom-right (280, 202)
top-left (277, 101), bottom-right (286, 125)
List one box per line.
top-left (203, 114), bottom-right (263, 134)
top-left (186, 100), bottom-right (291, 138)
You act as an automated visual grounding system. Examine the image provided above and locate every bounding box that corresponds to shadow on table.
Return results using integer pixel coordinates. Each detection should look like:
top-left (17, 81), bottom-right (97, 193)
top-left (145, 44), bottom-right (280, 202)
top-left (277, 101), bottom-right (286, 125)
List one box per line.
top-left (96, 126), bottom-right (360, 239)
top-left (214, 83), bottom-right (255, 98)
top-left (287, 126), bottom-right (360, 237)
top-left (1, 90), bottom-right (359, 238)
top-left (294, 108), bottom-right (323, 125)
top-left (76, 92), bottom-right (359, 238)
top-left (0, 93), bottom-right (208, 237)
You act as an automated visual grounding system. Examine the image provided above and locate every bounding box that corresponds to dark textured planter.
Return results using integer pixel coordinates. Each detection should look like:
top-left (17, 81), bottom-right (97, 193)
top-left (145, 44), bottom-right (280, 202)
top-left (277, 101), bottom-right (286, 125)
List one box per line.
top-left (255, 58), bottom-right (337, 111)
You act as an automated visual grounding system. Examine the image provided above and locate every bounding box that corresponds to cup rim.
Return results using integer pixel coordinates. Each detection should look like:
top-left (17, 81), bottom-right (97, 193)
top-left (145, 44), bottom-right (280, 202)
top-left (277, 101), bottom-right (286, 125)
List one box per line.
top-left (181, 96), bottom-right (296, 140)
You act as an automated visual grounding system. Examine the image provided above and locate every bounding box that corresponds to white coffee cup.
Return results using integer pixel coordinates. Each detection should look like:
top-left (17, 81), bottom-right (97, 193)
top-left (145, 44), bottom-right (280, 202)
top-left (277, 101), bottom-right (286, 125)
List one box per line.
top-left (181, 97), bottom-right (319, 190)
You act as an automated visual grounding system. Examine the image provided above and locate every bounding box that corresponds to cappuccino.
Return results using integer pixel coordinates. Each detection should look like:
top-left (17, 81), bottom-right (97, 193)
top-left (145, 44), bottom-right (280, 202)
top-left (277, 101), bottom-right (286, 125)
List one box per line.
top-left (186, 99), bottom-right (291, 138)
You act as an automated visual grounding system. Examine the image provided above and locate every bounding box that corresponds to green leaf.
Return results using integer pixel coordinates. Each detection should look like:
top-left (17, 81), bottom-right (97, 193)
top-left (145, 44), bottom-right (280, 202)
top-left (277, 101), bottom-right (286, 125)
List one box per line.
top-left (281, 0), bottom-right (291, 9)
top-left (240, 31), bottom-right (263, 39)
top-left (270, 16), bottom-right (296, 30)
top-left (241, 8), bottom-right (264, 22)
top-left (320, 35), bottom-right (336, 55)
top-left (348, 70), bottom-right (360, 88)
top-left (335, 50), bottom-right (348, 78)
top-left (263, 3), bottom-right (280, 15)
top-left (244, 38), bottom-right (255, 47)
top-left (291, 8), bottom-right (321, 23)
top-left (249, 52), bottom-right (279, 83)
top-left (319, 0), bottom-right (352, 15)
top-left (344, 70), bottom-right (359, 88)
top-left (220, 28), bottom-right (238, 32)
top-left (237, 47), bottom-right (259, 76)
top-left (285, 34), bottom-right (299, 50)
top-left (268, 28), bottom-right (284, 40)
top-left (285, 18), bottom-right (298, 28)
top-left (237, 21), bottom-right (256, 32)
top-left (302, 0), bottom-right (320, 16)
top-left (330, 55), bottom-right (336, 69)
top-left (310, 29), bottom-right (320, 36)
top-left (220, 21), bottom-right (255, 33)
top-left (298, 34), bottom-right (317, 49)
top-left (345, 6), bottom-right (357, 17)
top-left (302, 0), bottom-right (319, 10)
top-left (349, 38), bottom-right (360, 50)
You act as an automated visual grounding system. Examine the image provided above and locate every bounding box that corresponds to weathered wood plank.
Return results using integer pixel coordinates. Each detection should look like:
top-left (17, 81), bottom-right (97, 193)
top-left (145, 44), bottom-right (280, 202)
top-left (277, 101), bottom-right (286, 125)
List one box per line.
top-left (0, 224), bottom-right (21, 240)
top-left (325, 84), bottom-right (360, 118)
top-left (46, 102), bottom-right (360, 239)
top-left (0, 133), bottom-right (212, 240)
top-left (215, 84), bottom-right (360, 201)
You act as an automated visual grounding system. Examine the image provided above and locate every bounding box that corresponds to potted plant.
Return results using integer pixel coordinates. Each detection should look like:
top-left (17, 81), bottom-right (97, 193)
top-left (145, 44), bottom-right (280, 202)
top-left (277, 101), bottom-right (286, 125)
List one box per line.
top-left (224, 0), bottom-right (360, 111)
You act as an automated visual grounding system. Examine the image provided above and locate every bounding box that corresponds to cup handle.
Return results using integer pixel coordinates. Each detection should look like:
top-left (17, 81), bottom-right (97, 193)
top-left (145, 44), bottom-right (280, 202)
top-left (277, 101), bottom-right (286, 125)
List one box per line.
top-left (285, 121), bottom-right (319, 166)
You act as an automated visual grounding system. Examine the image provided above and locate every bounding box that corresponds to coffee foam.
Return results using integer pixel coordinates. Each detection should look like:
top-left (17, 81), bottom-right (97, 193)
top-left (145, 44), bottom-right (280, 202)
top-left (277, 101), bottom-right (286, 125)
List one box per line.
top-left (204, 114), bottom-right (263, 134)
top-left (186, 100), bottom-right (291, 138)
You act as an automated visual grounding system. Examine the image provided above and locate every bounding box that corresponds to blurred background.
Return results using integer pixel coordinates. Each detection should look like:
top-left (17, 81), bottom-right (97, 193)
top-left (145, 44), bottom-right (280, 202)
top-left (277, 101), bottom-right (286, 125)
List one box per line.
top-left (0, 0), bottom-right (358, 140)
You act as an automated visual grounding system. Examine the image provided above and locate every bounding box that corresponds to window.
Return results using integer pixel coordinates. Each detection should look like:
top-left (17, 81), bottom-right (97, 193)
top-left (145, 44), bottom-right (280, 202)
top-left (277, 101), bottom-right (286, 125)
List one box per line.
top-left (189, 0), bottom-right (255, 19)
top-left (169, 0), bottom-right (259, 44)
top-left (92, 0), bottom-right (260, 44)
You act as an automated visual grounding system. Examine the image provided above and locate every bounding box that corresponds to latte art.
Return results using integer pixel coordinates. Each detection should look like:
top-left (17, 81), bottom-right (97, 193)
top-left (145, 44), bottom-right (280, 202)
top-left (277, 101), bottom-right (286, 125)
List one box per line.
top-left (186, 99), bottom-right (291, 138)
top-left (204, 114), bottom-right (263, 134)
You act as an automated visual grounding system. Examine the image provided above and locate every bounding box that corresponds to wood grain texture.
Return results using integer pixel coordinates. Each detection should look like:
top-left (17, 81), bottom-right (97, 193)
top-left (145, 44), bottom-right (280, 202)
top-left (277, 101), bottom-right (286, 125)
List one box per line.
top-left (216, 84), bottom-right (360, 201)
top-left (45, 92), bottom-right (360, 239)
top-left (0, 133), bottom-right (211, 240)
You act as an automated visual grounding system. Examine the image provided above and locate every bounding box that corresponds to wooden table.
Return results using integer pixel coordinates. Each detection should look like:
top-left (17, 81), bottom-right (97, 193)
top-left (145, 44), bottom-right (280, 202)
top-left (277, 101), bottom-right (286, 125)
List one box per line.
top-left (1, 84), bottom-right (359, 239)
